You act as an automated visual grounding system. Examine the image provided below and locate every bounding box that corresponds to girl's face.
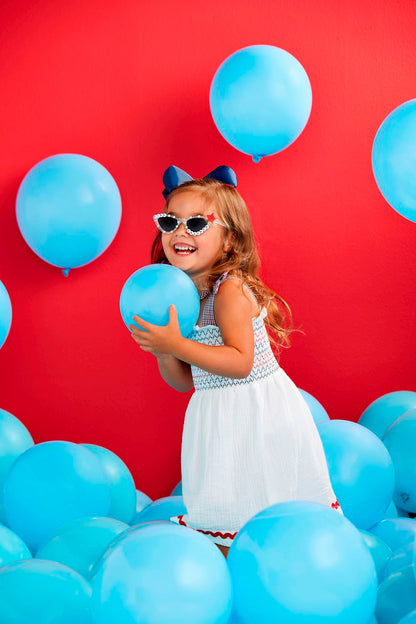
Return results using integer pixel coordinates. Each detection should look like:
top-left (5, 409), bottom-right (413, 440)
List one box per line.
top-left (161, 191), bottom-right (230, 287)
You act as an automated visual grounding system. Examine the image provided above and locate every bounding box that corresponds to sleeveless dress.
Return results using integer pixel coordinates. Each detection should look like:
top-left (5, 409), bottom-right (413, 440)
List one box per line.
top-left (171, 274), bottom-right (340, 547)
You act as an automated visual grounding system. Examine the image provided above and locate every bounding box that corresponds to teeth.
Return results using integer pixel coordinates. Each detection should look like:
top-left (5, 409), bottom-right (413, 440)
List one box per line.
top-left (175, 245), bottom-right (196, 252)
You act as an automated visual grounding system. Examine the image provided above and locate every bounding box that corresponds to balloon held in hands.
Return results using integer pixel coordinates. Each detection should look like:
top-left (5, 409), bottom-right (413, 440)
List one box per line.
top-left (120, 264), bottom-right (200, 338)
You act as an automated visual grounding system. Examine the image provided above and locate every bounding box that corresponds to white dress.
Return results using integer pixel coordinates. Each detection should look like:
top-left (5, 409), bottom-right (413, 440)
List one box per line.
top-left (171, 274), bottom-right (340, 546)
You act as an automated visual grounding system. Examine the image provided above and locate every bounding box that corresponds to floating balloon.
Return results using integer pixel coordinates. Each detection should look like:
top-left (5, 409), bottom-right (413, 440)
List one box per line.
top-left (383, 409), bottom-right (416, 512)
top-left (0, 524), bottom-right (31, 567)
top-left (3, 441), bottom-right (111, 551)
top-left (318, 420), bottom-right (395, 529)
top-left (372, 99), bottom-right (416, 223)
top-left (131, 495), bottom-right (186, 526)
top-left (91, 523), bottom-right (232, 624)
top-left (376, 565), bottom-right (416, 624)
top-left (0, 281), bottom-right (12, 349)
top-left (120, 264), bottom-right (200, 338)
top-left (0, 559), bottom-right (92, 624)
top-left (359, 391), bottom-right (416, 439)
top-left (16, 154), bottom-right (122, 275)
top-left (82, 444), bottom-right (136, 524)
top-left (299, 389), bottom-right (330, 425)
top-left (227, 500), bottom-right (377, 623)
top-left (210, 45), bottom-right (312, 162)
top-left (36, 516), bottom-right (129, 579)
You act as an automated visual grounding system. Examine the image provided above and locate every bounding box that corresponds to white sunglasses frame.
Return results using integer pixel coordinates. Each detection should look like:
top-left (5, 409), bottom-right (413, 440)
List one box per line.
top-left (153, 213), bottom-right (227, 236)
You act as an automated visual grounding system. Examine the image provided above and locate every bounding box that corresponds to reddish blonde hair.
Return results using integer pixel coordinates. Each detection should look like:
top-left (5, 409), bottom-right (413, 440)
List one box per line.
top-left (151, 178), bottom-right (293, 353)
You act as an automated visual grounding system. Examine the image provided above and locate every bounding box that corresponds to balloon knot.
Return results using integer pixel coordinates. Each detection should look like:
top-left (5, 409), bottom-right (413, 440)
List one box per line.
top-left (62, 268), bottom-right (70, 277)
top-left (252, 155), bottom-right (263, 163)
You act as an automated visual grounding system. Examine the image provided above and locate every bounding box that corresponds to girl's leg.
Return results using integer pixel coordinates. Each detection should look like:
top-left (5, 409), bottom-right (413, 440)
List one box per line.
top-left (216, 543), bottom-right (230, 559)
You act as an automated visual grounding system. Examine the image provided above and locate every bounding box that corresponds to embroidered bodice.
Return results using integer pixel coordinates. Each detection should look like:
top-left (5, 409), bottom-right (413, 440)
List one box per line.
top-left (190, 274), bottom-right (279, 391)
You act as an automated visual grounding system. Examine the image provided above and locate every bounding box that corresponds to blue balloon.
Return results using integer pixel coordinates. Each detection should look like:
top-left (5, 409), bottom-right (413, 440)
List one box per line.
top-left (372, 99), bottom-right (416, 223)
top-left (299, 389), bottom-right (330, 424)
top-left (16, 154), bottom-right (121, 273)
top-left (376, 565), bottom-right (416, 624)
top-left (91, 523), bottom-right (232, 624)
top-left (399, 610), bottom-right (416, 623)
top-left (171, 480), bottom-right (182, 496)
top-left (318, 420), bottom-right (395, 529)
top-left (82, 444), bottom-right (136, 524)
top-left (2, 441), bottom-right (111, 551)
top-left (227, 500), bottom-right (377, 623)
top-left (0, 524), bottom-right (31, 566)
top-left (382, 409), bottom-right (416, 512)
top-left (0, 282), bottom-right (12, 349)
top-left (210, 45), bottom-right (312, 162)
top-left (36, 516), bottom-right (129, 580)
top-left (360, 530), bottom-right (392, 583)
top-left (382, 541), bottom-right (416, 581)
top-left (120, 264), bottom-right (200, 338)
top-left (131, 495), bottom-right (186, 525)
top-left (135, 489), bottom-right (152, 517)
top-left (370, 519), bottom-right (416, 552)
top-left (0, 559), bottom-right (92, 624)
top-left (359, 391), bottom-right (416, 439)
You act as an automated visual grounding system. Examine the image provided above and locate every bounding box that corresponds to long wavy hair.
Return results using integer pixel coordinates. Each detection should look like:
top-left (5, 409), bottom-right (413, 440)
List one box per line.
top-left (151, 178), bottom-right (293, 353)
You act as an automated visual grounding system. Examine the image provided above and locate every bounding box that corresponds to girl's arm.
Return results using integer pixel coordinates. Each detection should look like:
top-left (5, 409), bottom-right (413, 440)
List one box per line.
top-left (131, 279), bottom-right (256, 379)
top-left (155, 354), bottom-right (194, 392)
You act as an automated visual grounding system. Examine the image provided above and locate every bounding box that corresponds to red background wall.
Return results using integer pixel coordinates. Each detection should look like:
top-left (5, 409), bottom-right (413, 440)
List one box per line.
top-left (0, 0), bottom-right (415, 499)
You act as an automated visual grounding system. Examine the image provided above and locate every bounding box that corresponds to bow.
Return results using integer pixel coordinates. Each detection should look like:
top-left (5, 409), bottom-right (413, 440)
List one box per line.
top-left (162, 165), bottom-right (237, 199)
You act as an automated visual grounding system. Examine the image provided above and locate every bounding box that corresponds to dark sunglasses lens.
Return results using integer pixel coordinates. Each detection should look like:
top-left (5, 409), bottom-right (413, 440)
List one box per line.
top-left (158, 216), bottom-right (178, 232)
top-left (187, 217), bottom-right (208, 233)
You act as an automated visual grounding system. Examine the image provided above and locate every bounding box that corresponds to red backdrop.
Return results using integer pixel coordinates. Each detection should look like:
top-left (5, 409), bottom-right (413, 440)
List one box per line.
top-left (0, 0), bottom-right (415, 499)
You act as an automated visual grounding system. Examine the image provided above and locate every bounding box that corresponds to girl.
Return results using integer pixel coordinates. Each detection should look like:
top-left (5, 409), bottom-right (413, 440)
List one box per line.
top-left (130, 165), bottom-right (340, 559)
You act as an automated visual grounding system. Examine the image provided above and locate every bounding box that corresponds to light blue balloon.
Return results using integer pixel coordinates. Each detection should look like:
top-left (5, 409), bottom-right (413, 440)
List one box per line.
top-left (382, 542), bottom-right (416, 581)
top-left (360, 530), bottom-right (392, 584)
top-left (131, 495), bottom-right (186, 525)
top-left (399, 610), bottom-right (416, 623)
top-left (227, 500), bottom-right (377, 623)
top-left (299, 389), bottom-right (330, 424)
top-left (0, 282), bottom-right (12, 349)
top-left (82, 444), bottom-right (136, 524)
top-left (0, 559), bottom-right (92, 624)
top-left (91, 523), bottom-right (232, 624)
top-left (376, 565), bottom-right (416, 624)
top-left (370, 519), bottom-right (416, 551)
top-left (210, 45), bottom-right (312, 162)
top-left (383, 499), bottom-right (399, 519)
top-left (35, 516), bottom-right (129, 580)
top-left (120, 264), bottom-right (200, 338)
top-left (318, 420), bottom-right (395, 529)
top-left (0, 524), bottom-right (31, 566)
top-left (0, 409), bottom-right (33, 487)
top-left (359, 391), bottom-right (416, 439)
top-left (135, 489), bottom-right (152, 518)
top-left (171, 480), bottom-right (182, 496)
top-left (382, 409), bottom-right (416, 512)
top-left (16, 154), bottom-right (121, 273)
top-left (2, 441), bottom-right (111, 551)
top-left (372, 99), bottom-right (416, 223)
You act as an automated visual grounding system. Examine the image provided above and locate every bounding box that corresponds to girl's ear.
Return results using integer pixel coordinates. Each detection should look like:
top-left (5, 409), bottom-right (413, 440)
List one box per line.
top-left (223, 231), bottom-right (236, 252)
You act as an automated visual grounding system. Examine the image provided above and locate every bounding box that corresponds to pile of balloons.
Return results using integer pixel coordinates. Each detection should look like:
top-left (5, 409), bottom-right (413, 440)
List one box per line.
top-left (0, 388), bottom-right (416, 623)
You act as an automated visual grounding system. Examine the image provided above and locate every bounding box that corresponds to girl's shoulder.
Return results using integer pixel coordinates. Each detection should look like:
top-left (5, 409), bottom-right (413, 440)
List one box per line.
top-left (214, 272), bottom-right (260, 316)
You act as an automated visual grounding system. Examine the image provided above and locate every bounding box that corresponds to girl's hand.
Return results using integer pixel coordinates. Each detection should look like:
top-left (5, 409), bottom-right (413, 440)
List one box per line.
top-left (129, 305), bottom-right (183, 357)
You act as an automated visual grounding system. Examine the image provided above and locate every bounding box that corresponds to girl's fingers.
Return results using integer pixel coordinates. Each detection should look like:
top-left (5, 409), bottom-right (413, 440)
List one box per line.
top-left (132, 315), bottom-right (153, 330)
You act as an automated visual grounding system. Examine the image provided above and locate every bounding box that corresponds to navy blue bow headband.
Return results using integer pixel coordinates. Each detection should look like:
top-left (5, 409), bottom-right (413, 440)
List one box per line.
top-left (162, 165), bottom-right (237, 199)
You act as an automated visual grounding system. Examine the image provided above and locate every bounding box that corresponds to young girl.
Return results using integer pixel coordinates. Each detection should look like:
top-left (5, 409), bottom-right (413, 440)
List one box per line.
top-left (130, 165), bottom-right (341, 559)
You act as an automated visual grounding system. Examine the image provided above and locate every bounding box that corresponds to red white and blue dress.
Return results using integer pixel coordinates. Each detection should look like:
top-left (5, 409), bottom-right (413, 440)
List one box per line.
top-left (171, 273), bottom-right (341, 547)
